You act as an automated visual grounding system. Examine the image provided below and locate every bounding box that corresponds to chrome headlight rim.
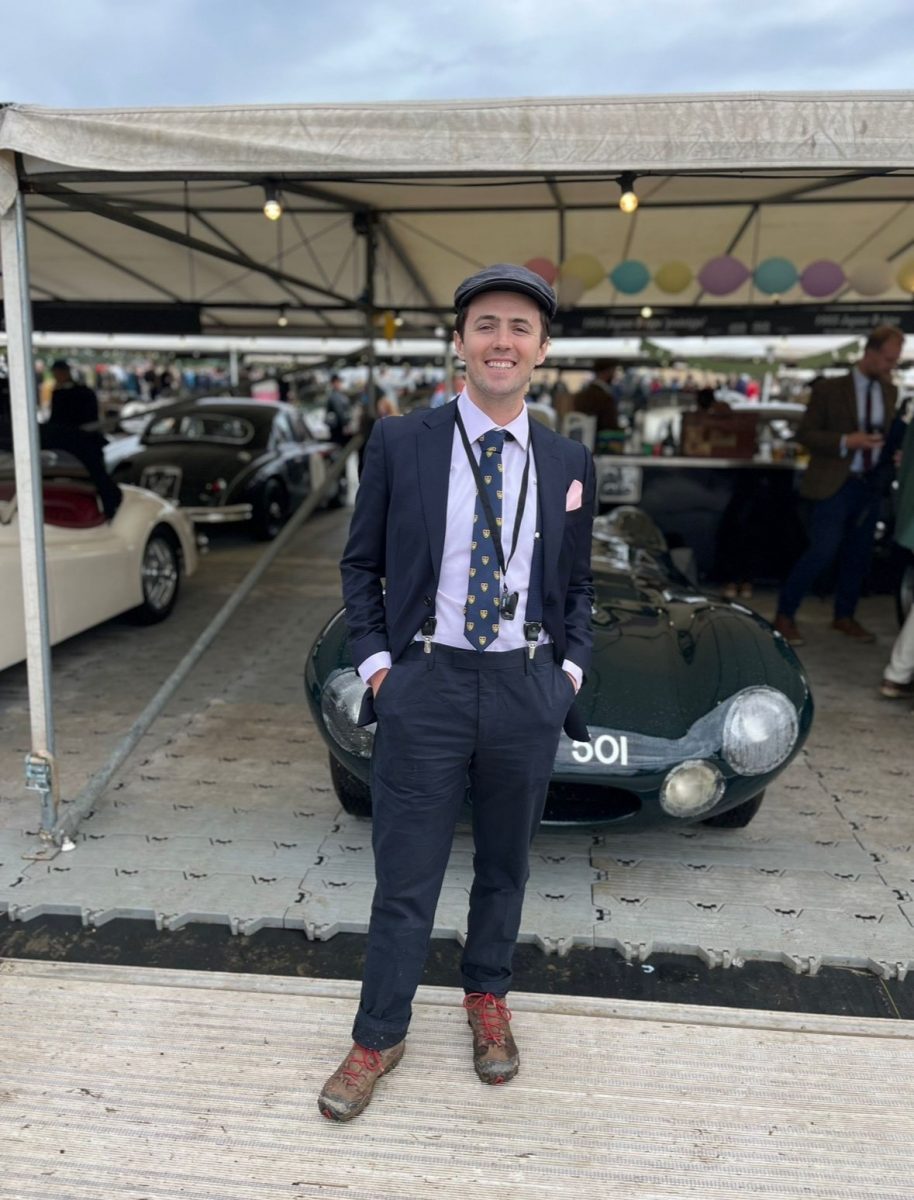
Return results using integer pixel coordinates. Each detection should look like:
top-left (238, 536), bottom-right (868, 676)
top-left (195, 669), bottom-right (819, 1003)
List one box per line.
top-left (659, 759), bottom-right (725, 818)
top-left (320, 668), bottom-right (374, 758)
top-left (722, 686), bottom-right (799, 778)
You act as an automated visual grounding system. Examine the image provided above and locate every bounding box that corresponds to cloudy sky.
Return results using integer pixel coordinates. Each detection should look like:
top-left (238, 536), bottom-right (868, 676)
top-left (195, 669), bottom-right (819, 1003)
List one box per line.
top-left (3, 0), bottom-right (913, 108)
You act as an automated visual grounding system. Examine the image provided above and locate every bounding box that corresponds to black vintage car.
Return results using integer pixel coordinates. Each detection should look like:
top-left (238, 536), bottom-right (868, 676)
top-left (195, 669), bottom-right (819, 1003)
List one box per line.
top-left (305, 507), bottom-right (814, 828)
top-left (106, 397), bottom-right (342, 539)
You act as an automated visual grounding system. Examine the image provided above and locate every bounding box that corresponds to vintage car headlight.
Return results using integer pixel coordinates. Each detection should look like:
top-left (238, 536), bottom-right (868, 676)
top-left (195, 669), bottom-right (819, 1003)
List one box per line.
top-left (660, 760), bottom-right (724, 818)
top-left (320, 669), bottom-right (374, 758)
top-left (722, 686), bottom-right (798, 776)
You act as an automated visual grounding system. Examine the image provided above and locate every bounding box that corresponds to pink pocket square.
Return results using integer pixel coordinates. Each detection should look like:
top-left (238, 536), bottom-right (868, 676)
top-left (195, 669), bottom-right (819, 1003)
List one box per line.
top-left (565, 479), bottom-right (583, 511)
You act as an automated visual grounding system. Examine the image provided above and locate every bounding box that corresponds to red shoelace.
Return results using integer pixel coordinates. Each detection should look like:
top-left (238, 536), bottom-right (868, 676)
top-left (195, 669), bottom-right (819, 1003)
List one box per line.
top-left (340, 1045), bottom-right (383, 1086)
top-left (463, 992), bottom-right (512, 1045)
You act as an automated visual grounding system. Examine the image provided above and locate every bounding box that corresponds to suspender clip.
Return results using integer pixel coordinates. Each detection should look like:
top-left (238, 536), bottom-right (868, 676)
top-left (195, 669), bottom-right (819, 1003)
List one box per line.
top-left (421, 616), bottom-right (437, 654)
top-left (523, 621), bottom-right (541, 660)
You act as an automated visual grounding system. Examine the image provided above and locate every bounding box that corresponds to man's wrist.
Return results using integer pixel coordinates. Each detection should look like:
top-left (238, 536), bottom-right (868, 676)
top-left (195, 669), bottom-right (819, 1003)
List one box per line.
top-left (561, 659), bottom-right (583, 693)
top-left (358, 651), bottom-right (391, 684)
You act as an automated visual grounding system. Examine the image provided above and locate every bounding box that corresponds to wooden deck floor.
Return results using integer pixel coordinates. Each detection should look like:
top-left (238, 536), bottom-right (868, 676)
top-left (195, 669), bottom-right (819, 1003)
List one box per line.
top-left (0, 960), bottom-right (912, 1198)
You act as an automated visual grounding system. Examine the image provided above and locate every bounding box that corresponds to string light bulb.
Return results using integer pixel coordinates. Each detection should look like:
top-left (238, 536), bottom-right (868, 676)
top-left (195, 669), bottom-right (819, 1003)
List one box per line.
top-left (277, 307), bottom-right (289, 327)
top-left (618, 173), bottom-right (639, 214)
top-left (263, 184), bottom-right (283, 221)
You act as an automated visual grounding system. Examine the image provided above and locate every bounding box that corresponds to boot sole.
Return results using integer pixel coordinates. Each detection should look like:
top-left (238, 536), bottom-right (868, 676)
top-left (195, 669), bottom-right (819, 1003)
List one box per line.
top-left (318, 1047), bottom-right (405, 1123)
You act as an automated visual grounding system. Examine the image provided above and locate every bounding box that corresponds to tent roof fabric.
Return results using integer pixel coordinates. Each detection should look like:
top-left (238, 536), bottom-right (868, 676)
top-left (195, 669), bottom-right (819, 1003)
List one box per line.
top-left (4, 93), bottom-right (914, 187)
top-left (2, 92), bottom-right (914, 337)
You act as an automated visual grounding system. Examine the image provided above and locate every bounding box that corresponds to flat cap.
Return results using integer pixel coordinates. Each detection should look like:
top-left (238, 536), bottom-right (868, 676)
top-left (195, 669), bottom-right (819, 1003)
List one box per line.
top-left (454, 263), bottom-right (557, 320)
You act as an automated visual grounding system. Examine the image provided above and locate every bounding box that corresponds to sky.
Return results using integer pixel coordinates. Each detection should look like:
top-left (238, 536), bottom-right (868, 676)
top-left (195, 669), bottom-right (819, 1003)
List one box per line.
top-left (2, 0), bottom-right (914, 109)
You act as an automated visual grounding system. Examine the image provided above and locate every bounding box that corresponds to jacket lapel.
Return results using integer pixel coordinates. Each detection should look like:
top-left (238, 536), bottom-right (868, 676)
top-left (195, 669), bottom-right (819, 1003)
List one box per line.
top-left (841, 374), bottom-right (857, 429)
top-left (529, 419), bottom-right (565, 586)
top-left (418, 402), bottom-right (457, 581)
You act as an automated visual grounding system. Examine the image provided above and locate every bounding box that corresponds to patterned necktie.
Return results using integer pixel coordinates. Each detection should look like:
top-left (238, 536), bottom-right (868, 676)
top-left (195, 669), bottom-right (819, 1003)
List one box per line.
top-left (464, 429), bottom-right (505, 650)
top-left (862, 379), bottom-right (874, 472)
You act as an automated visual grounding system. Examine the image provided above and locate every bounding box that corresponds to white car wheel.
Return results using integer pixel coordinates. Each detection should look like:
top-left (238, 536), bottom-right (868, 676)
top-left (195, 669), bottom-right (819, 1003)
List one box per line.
top-left (132, 528), bottom-right (180, 623)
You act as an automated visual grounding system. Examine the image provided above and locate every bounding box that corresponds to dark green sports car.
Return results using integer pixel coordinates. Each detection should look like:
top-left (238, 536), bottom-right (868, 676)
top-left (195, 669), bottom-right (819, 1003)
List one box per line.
top-left (305, 507), bottom-right (814, 828)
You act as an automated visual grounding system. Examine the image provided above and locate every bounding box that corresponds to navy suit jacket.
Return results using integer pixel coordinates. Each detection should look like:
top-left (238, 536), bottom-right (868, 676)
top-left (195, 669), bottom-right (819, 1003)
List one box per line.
top-left (340, 402), bottom-right (595, 739)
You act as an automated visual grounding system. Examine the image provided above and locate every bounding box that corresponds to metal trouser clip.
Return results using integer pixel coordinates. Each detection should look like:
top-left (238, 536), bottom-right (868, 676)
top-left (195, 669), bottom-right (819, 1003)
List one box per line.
top-left (421, 616), bottom-right (437, 659)
top-left (523, 621), bottom-right (542, 671)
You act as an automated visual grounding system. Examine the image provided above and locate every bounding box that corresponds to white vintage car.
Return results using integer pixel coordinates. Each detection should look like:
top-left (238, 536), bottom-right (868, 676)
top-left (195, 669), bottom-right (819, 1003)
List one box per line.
top-left (0, 453), bottom-right (199, 672)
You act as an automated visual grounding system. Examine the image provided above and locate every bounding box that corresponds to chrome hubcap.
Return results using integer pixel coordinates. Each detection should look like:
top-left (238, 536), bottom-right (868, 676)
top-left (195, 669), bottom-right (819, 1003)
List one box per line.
top-left (142, 537), bottom-right (178, 610)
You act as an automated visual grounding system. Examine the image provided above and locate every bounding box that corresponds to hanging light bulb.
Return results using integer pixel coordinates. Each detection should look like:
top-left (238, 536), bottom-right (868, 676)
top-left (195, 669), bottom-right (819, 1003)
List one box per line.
top-left (277, 307), bottom-right (289, 327)
top-left (263, 183), bottom-right (283, 221)
top-left (640, 305), bottom-right (653, 319)
top-left (618, 173), bottom-right (639, 214)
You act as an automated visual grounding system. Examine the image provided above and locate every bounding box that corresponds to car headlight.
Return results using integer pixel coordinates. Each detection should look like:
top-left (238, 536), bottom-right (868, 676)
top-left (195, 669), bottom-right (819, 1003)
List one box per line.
top-left (722, 686), bottom-right (798, 776)
top-left (320, 669), bottom-right (374, 757)
top-left (660, 760), bottom-right (724, 818)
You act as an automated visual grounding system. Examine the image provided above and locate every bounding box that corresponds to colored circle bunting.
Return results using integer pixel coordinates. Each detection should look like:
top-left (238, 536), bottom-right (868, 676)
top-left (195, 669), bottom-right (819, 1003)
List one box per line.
top-left (609, 259), bottom-right (650, 294)
top-left (753, 257), bottom-right (798, 295)
top-left (800, 260), bottom-right (845, 298)
top-left (654, 261), bottom-right (693, 294)
top-left (698, 256), bottom-right (750, 296)
top-left (523, 257), bottom-right (558, 285)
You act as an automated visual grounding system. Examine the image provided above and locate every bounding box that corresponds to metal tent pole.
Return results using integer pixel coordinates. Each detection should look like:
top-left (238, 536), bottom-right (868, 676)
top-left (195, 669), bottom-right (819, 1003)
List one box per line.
top-left (0, 188), bottom-right (58, 834)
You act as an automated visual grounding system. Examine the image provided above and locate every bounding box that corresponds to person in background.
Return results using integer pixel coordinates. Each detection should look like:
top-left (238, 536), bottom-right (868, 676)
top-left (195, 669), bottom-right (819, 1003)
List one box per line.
top-left (696, 386), bottom-right (731, 415)
top-left (49, 359), bottom-right (100, 430)
top-left (43, 359), bottom-right (122, 520)
top-left (325, 374), bottom-right (351, 446)
top-left (879, 410), bottom-right (914, 700)
top-left (573, 358), bottom-right (620, 432)
top-left (774, 325), bottom-right (904, 646)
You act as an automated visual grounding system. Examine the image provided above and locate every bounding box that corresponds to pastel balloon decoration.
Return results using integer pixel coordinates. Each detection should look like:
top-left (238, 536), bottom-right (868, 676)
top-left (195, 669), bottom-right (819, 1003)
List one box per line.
top-left (800, 260), bottom-right (845, 297)
top-left (698, 256), bottom-right (750, 295)
top-left (895, 257), bottom-right (914, 294)
top-left (753, 257), bottom-right (798, 295)
top-left (654, 260), bottom-right (693, 294)
top-left (524, 256), bottom-right (558, 285)
top-left (559, 253), bottom-right (605, 290)
top-left (609, 259), bottom-right (651, 295)
top-left (846, 262), bottom-right (893, 297)
top-left (556, 273), bottom-right (587, 306)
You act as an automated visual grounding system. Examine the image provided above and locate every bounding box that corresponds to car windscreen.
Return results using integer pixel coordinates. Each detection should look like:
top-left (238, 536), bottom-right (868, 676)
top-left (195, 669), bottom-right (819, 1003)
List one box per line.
top-left (144, 413), bottom-right (256, 445)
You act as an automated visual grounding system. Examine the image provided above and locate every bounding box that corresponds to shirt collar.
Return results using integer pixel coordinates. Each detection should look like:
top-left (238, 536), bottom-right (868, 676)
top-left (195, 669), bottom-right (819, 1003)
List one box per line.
top-left (852, 365), bottom-right (879, 393)
top-left (457, 391), bottom-right (530, 451)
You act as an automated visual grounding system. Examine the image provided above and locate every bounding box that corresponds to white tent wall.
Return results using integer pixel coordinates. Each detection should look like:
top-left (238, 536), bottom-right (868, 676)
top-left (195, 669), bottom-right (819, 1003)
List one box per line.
top-left (3, 91), bottom-right (914, 833)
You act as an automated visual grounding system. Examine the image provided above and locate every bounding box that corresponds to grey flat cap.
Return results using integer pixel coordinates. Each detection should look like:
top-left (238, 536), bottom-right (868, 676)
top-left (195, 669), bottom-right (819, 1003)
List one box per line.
top-left (454, 263), bottom-right (557, 319)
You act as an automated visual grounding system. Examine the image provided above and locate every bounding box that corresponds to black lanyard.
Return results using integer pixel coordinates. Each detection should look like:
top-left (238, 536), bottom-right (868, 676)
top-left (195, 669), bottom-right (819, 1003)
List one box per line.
top-left (454, 408), bottom-right (531, 580)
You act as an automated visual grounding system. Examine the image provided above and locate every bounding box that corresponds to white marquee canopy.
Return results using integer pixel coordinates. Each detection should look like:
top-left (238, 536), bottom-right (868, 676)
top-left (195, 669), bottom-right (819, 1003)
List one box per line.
top-left (2, 91), bottom-right (914, 338)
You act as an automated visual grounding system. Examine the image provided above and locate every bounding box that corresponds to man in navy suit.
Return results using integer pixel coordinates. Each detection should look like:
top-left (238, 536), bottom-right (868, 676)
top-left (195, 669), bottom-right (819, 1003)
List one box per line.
top-left (319, 264), bottom-right (595, 1122)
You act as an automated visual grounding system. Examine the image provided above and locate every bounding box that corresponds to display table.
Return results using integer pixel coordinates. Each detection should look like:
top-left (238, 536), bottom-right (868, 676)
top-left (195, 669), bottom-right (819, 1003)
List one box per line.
top-left (595, 455), bottom-right (806, 582)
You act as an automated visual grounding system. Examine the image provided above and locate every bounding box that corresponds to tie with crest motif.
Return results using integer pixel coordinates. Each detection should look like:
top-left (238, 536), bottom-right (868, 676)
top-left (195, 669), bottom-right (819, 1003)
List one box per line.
top-left (464, 429), bottom-right (505, 650)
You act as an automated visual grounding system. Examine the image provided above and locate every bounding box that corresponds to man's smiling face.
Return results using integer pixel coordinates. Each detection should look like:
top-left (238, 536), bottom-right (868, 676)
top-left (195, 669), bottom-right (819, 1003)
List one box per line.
top-left (453, 291), bottom-right (548, 414)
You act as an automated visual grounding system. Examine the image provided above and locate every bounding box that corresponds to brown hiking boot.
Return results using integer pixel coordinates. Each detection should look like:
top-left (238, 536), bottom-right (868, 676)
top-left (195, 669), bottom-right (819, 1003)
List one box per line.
top-left (832, 617), bottom-right (876, 643)
top-left (317, 1040), bottom-right (405, 1122)
top-left (773, 613), bottom-right (804, 646)
top-left (463, 992), bottom-right (519, 1085)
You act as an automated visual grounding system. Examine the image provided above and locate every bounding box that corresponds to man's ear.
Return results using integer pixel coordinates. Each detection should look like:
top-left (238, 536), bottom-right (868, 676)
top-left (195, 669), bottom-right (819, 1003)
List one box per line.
top-left (453, 332), bottom-right (465, 360)
top-left (535, 338), bottom-right (550, 368)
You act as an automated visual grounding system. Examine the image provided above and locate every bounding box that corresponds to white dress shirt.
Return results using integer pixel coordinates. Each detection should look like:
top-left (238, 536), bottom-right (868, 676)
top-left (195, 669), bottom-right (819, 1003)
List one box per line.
top-left (357, 392), bottom-right (583, 689)
top-left (842, 367), bottom-right (885, 473)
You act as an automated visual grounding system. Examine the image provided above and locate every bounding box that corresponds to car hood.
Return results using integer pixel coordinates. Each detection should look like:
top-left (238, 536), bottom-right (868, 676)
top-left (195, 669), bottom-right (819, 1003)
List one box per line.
top-left (585, 559), bottom-right (808, 738)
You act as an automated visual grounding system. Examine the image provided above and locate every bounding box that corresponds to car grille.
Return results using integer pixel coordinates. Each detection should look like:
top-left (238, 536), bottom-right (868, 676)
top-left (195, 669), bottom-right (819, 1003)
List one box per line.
top-left (543, 783), bottom-right (641, 824)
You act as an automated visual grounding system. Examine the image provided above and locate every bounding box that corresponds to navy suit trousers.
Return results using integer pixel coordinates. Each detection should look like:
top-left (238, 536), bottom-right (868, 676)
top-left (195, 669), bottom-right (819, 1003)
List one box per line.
top-left (351, 642), bottom-right (573, 1051)
top-left (778, 476), bottom-right (880, 620)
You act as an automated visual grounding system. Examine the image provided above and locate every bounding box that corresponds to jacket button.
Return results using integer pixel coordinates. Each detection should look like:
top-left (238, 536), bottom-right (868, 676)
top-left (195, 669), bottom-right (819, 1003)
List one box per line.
top-left (423, 594), bottom-right (433, 606)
